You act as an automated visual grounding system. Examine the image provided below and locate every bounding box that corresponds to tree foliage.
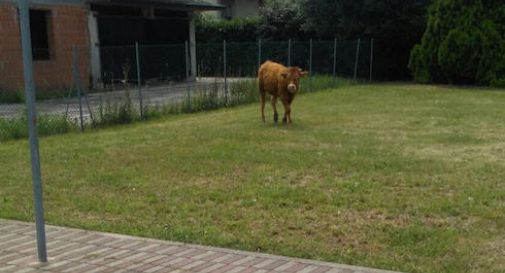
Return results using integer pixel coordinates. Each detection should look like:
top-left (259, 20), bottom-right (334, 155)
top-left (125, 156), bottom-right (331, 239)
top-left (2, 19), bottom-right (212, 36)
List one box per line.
top-left (409, 0), bottom-right (505, 86)
top-left (257, 0), bottom-right (308, 41)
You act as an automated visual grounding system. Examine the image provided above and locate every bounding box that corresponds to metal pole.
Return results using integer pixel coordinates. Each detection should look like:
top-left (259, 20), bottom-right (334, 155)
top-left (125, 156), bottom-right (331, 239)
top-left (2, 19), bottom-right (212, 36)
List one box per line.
top-left (18, 0), bottom-right (47, 263)
top-left (185, 41), bottom-right (191, 110)
top-left (354, 38), bottom-right (361, 80)
top-left (74, 46), bottom-right (95, 128)
top-left (83, 91), bottom-right (96, 128)
top-left (309, 38), bottom-right (313, 92)
top-left (135, 42), bottom-right (143, 119)
top-left (288, 39), bottom-right (291, 66)
top-left (257, 39), bottom-right (261, 72)
top-left (332, 38), bottom-right (337, 78)
top-left (73, 46), bottom-right (84, 131)
top-left (369, 38), bottom-right (374, 81)
top-left (223, 40), bottom-right (228, 105)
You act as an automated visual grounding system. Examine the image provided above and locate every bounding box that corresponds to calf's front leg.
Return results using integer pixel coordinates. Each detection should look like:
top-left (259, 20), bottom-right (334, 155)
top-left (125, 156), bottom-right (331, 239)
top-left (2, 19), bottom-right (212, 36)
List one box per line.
top-left (281, 99), bottom-right (292, 124)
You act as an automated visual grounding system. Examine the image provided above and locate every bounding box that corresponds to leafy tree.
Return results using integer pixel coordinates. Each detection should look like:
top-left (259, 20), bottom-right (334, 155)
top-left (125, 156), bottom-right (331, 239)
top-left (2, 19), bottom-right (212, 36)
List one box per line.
top-left (257, 0), bottom-right (308, 41)
top-left (409, 0), bottom-right (505, 86)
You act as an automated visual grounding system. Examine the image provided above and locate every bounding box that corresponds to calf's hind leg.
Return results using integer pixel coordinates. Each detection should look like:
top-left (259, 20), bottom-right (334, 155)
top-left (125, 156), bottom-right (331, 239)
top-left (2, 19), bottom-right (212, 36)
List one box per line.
top-left (271, 96), bottom-right (279, 123)
top-left (260, 91), bottom-right (266, 122)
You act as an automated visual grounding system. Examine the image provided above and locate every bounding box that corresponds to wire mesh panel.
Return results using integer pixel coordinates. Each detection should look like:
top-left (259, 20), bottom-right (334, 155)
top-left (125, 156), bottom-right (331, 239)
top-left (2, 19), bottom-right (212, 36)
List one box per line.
top-left (335, 40), bottom-right (360, 78)
top-left (261, 41), bottom-right (289, 65)
top-left (226, 42), bottom-right (258, 77)
top-left (290, 41), bottom-right (310, 71)
top-left (139, 44), bottom-right (186, 83)
top-left (196, 42), bottom-right (224, 77)
top-left (312, 41), bottom-right (335, 75)
top-left (100, 45), bottom-right (137, 88)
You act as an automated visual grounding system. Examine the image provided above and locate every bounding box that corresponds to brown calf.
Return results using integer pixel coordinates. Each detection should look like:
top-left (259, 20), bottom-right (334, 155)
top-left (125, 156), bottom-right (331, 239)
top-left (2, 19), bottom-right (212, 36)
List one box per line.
top-left (258, 60), bottom-right (308, 124)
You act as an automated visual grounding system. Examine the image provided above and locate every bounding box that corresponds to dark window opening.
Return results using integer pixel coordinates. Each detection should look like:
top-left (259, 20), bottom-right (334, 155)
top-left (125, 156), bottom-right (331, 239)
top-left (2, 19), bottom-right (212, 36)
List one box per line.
top-left (30, 9), bottom-right (50, 60)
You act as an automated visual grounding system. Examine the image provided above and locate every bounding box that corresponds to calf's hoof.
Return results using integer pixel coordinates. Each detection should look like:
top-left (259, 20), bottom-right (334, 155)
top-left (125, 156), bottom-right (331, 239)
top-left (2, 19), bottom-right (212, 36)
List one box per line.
top-left (282, 117), bottom-right (287, 124)
top-left (273, 112), bottom-right (279, 123)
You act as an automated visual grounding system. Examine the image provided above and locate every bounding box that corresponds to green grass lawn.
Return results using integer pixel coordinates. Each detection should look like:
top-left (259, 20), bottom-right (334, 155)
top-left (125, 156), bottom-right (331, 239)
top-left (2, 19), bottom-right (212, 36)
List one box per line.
top-left (1, 83), bottom-right (504, 273)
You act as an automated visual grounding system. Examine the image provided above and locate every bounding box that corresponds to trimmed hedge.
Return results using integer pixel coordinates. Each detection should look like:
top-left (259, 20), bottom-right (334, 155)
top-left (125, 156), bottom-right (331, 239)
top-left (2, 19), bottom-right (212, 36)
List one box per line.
top-left (195, 15), bottom-right (261, 43)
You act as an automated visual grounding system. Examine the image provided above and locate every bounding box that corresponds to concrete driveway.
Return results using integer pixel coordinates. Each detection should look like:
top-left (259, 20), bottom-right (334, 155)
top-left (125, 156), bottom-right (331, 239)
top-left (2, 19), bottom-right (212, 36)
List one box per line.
top-left (0, 78), bottom-right (253, 122)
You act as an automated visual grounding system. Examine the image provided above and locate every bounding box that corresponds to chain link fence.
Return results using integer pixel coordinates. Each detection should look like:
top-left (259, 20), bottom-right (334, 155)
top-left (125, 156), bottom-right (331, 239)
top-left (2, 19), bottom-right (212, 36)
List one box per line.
top-left (0, 38), bottom-right (373, 141)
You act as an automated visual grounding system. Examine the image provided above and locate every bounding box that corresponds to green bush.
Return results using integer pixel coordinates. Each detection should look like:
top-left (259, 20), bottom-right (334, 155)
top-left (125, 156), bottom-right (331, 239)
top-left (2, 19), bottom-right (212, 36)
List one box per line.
top-left (409, 0), bottom-right (505, 86)
top-left (408, 45), bottom-right (431, 83)
top-left (438, 27), bottom-right (481, 84)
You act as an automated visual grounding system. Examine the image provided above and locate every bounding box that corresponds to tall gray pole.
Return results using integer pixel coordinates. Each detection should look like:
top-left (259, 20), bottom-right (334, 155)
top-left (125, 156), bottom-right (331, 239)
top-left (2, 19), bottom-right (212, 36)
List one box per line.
top-left (257, 39), bottom-right (262, 72)
top-left (185, 41), bottom-right (191, 110)
top-left (287, 39), bottom-right (291, 66)
top-left (223, 40), bottom-right (228, 104)
top-left (135, 42), bottom-right (143, 119)
top-left (73, 46), bottom-right (84, 131)
top-left (18, 0), bottom-right (47, 262)
top-left (309, 38), bottom-right (313, 92)
top-left (332, 38), bottom-right (337, 78)
top-left (354, 38), bottom-right (361, 80)
top-left (369, 38), bottom-right (374, 81)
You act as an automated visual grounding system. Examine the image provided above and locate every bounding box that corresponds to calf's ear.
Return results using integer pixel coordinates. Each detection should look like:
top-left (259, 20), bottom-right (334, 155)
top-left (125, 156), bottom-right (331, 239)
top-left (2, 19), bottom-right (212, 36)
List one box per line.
top-left (300, 71), bottom-right (309, 77)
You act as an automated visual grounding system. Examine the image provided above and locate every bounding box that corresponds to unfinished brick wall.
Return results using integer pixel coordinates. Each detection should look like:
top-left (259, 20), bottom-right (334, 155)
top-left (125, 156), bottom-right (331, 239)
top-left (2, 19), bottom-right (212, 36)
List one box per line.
top-left (0, 3), bottom-right (90, 93)
top-left (0, 3), bottom-right (24, 93)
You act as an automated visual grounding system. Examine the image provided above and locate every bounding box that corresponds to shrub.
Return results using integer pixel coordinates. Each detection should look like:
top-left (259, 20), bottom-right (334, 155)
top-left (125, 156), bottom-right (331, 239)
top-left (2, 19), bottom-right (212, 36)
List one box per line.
top-left (409, 0), bottom-right (505, 86)
top-left (438, 27), bottom-right (482, 84)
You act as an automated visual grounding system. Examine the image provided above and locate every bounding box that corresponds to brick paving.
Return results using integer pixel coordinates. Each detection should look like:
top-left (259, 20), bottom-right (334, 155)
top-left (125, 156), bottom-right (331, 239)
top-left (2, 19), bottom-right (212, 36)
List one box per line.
top-left (0, 219), bottom-right (403, 273)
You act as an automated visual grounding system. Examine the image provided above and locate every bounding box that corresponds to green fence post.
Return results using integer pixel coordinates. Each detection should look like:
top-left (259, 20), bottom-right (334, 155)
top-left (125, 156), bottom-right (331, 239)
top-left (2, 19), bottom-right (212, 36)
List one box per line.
top-left (223, 40), bottom-right (228, 105)
top-left (185, 41), bottom-right (191, 111)
top-left (354, 38), bottom-right (361, 80)
top-left (135, 42), bottom-right (144, 118)
top-left (288, 39), bottom-right (291, 66)
top-left (309, 39), bottom-right (313, 92)
top-left (370, 38), bottom-right (374, 82)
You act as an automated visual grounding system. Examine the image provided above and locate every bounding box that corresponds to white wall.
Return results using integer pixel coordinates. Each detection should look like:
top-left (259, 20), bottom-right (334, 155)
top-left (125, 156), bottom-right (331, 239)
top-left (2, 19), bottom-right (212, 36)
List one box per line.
top-left (233, 0), bottom-right (259, 18)
top-left (202, 0), bottom-right (222, 18)
top-left (202, 0), bottom-right (260, 19)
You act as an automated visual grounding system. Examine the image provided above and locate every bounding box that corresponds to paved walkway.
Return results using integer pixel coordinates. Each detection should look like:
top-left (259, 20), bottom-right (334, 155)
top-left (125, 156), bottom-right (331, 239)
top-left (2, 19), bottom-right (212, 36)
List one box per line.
top-left (0, 219), bottom-right (402, 273)
top-left (0, 77), bottom-right (249, 121)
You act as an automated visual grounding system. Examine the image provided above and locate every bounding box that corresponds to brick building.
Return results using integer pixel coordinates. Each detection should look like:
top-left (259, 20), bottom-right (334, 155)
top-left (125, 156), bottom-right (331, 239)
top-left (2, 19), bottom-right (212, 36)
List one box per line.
top-left (0, 0), bottom-right (223, 92)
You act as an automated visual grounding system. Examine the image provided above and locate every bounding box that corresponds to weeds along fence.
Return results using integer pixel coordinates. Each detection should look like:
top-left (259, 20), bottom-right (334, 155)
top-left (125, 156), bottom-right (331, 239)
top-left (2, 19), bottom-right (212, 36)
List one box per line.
top-left (0, 38), bottom-right (372, 141)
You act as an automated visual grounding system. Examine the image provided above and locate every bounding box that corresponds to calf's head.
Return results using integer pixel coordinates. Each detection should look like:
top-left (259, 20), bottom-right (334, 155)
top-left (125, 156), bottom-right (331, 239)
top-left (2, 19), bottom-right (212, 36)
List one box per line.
top-left (281, 67), bottom-right (308, 94)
